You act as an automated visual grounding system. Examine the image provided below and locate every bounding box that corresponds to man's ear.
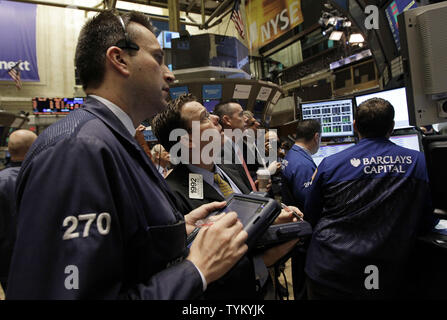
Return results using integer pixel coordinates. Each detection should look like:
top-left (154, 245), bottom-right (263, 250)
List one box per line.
top-left (179, 133), bottom-right (195, 149)
top-left (386, 121), bottom-right (395, 138)
top-left (106, 46), bottom-right (130, 77)
top-left (222, 115), bottom-right (231, 127)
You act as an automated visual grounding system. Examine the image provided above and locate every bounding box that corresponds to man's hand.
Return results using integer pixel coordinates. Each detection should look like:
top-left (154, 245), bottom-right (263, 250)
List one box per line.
top-left (261, 205), bottom-right (304, 267)
top-left (274, 205), bottom-right (303, 225)
top-left (186, 211), bottom-right (248, 285)
top-left (267, 161), bottom-right (281, 175)
top-left (184, 201), bottom-right (226, 235)
top-left (255, 179), bottom-right (272, 192)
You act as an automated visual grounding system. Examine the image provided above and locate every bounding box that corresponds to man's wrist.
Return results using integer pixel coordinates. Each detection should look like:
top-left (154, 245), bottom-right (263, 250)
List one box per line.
top-left (189, 261), bottom-right (207, 292)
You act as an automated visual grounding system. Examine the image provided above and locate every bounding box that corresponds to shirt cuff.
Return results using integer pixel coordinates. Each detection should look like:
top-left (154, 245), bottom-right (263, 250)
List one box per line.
top-left (253, 254), bottom-right (269, 288)
top-left (190, 262), bottom-right (207, 292)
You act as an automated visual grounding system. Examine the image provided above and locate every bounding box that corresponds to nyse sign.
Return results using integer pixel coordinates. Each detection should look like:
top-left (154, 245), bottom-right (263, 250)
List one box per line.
top-left (246, 0), bottom-right (304, 50)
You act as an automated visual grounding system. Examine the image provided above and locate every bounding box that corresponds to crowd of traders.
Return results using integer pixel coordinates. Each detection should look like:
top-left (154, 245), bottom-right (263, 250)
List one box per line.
top-left (0, 10), bottom-right (438, 300)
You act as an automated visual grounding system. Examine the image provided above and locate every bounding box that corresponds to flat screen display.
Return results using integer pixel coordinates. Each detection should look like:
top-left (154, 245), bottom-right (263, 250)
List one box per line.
top-left (355, 87), bottom-right (411, 130)
top-left (389, 133), bottom-right (420, 152)
top-left (218, 197), bottom-right (266, 226)
top-left (312, 143), bottom-right (356, 166)
top-left (32, 97), bottom-right (84, 114)
top-left (384, 0), bottom-right (418, 51)
top-left (301, 99), bottom-right (355, 137)
top-left (202, 84), bottom-right (223, 100)
top-left (170, 86), bottom-right (189, 99)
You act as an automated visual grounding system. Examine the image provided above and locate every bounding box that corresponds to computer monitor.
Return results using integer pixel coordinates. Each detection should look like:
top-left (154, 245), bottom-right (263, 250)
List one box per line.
top-left (355, 87), bottom-right (411, 130)
top-left (301, 99), bottom-right (355, 137)
top-left (312, 143), bottom-right (356, 166)
top-left (203, 99), bottom-right (220, 112)
top-left (389, 133), bottom-right (421, 152)
top-left (422, 135), bottom-right (447, 212)
top-left (398, 2), bottom-right (447, 127)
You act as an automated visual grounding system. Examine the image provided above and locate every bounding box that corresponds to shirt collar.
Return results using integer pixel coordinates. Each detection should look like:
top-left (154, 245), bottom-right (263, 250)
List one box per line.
top-left (89, 95), bottom-right (136, 137)
top-left (294, 144), bottom-right (313, 158)
top-left (186, 163), bottom-right (242, 195)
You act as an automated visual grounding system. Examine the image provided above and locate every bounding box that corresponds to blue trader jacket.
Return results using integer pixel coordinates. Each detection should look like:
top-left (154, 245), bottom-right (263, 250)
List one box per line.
top-left (304, 137), bottom-right (436, 297)
top-left (6, 97), bottom-right (203, 299)
top-left (281, 145), bottom-right (317, 210)
top-left (0, 162), bottom-right (21, 285)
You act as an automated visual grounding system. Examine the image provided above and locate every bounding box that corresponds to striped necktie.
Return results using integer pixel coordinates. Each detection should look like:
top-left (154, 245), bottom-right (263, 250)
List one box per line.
top-left (236, 148), bottom-right (257, 192)
top-left (214, 173), bottom-right (234, 198)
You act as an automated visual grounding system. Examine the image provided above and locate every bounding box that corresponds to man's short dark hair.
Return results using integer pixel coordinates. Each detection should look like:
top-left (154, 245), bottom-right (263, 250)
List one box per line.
top-left (75, 10), bottom-right (154, 90)
top-left (152, 93), bottom-right (197, 152)
top-left (213, 101), bottom-right (237, 119)
top-left (295, 119), bottom-right (321, 142)
top-left (356, 98), bottom-right (395, 138)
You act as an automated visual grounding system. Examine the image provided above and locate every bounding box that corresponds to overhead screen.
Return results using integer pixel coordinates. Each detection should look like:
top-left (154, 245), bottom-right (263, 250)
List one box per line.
top-left (312, 143), bottom-right (356, 166)
top-left (301, 99), bottom-right (354, 137)
top-left (384, 0), bottom-right (418, 51)
top-left (170, 86), bottom-right (189, 99)
top-left (355, 87), bottom-right (411, 130)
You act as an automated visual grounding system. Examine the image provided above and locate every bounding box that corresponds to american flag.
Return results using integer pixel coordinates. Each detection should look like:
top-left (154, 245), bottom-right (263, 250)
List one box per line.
top-left (8, 61), bottom-right (22, 90)
top-left (230, 0), bottom-right (245, 39)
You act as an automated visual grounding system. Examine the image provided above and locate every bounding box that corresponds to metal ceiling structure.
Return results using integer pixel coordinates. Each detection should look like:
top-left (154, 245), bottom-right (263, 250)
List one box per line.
top-left (9, 0), bottom-right (234, 29)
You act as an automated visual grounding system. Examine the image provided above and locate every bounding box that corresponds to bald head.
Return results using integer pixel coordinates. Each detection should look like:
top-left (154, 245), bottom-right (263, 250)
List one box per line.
top-left (8, 129), bottom-right (38, 161)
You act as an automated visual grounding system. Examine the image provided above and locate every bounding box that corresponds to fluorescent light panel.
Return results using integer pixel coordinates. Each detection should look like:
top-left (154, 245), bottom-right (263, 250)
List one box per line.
top-left (329, 31), bottom-right (343, 41)
top-left (349, 33), bottom-right (364, 43)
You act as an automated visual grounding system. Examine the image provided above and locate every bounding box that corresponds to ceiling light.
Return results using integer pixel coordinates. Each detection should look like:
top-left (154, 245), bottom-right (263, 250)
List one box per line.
top-left (349, 33), bottom-right (364, 43)
top-left (328, 17), bottom-right (337, 26)
top-left (329, 31), bottom-right (343, 41)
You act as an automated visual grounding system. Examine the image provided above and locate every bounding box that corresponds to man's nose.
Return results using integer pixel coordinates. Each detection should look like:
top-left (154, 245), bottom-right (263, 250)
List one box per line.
top-left (210, 114), bottom-right (222, 130)
top-left (163, 66), bottom-right (175, 84)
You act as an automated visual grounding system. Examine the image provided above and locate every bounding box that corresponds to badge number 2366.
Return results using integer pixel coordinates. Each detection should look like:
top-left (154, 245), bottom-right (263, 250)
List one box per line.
top-left (63, 213), bottom-right (111, 240)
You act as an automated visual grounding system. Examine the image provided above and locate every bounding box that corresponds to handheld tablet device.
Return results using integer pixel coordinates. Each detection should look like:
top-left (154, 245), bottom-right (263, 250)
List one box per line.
top-left (187, 194), bottom-right (281, 250)
top-left (255, 221), bottom-right (313, 250)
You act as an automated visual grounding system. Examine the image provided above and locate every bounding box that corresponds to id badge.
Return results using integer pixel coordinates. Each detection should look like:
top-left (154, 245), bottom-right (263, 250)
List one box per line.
top-left (189, 173), bottom-right (204, 199)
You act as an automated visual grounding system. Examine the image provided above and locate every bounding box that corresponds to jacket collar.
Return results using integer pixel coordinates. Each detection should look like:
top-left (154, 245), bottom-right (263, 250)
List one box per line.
top-left (82, 96), bottom-right (144, 154)
top-left (291, 144), bottom-right (315, 164)
top-left (83, 97), bottom-right (183, 218)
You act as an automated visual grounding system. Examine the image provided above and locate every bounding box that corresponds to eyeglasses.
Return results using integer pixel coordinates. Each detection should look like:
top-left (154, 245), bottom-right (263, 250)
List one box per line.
top-left (115, 15), bottom-right (140, 51)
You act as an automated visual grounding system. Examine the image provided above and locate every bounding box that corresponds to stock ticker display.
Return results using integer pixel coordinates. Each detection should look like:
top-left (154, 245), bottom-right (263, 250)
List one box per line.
top-left (32, 97), bottom-right (84, 114)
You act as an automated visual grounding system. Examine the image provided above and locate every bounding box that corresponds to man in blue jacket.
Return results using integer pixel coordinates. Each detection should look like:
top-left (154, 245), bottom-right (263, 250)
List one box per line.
top-left (280, 120), bottom-right (321, 300)
top-left (0, 129), bottom-right (37, 291)
top-left (304, 98), bottom-right (436, 299)
top-left (6, 10), bottom-right (248, 299)
top-left (282, 120), bottom-right (321, 211)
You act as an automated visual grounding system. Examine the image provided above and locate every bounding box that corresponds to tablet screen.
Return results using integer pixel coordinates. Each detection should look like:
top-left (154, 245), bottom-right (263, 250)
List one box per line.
top-left (220, 197), bottom-right (266, 226)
